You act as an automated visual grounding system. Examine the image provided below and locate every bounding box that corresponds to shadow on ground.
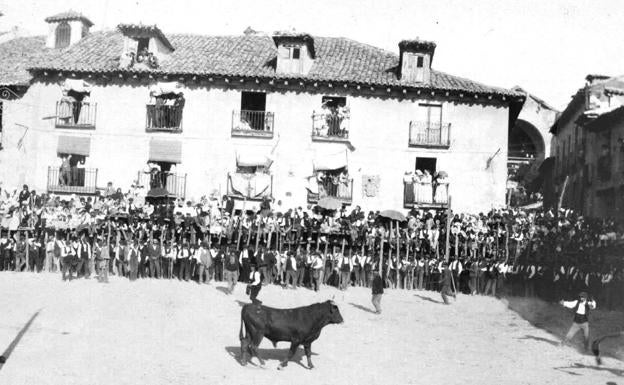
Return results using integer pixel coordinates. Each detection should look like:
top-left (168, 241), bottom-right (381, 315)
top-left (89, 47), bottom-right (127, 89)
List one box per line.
top-left (504, 296), bottom-right (624, 361)
top-left (414, 294), bottom-right (444, 304)
top-left (554, 362), bottom-right (624, 377)
top-left (225, 345), bottom-right (317, 369)
top-left (348, 302), bottom-right (376, 314)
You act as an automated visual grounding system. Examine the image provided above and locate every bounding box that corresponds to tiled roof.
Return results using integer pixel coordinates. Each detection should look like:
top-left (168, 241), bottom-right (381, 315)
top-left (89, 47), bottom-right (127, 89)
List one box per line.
top-left (26, 30), bottom-right (520, 97)
top-left (44, 11), bottom-right (94, 27)
top-left (0, 36), bottom-right (49, 86)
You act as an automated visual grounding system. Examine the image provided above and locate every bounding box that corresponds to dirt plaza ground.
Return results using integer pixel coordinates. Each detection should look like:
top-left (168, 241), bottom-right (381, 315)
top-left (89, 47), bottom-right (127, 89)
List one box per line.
top-left (0, 272), bottom-right (623, 385)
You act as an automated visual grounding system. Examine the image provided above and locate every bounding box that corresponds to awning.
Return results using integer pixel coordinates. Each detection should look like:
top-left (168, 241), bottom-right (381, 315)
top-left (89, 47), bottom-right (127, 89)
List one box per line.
top-left (313, 149), bottom-right (347, 171)
top-left (233, 199), bottom-right (260, 213)
top-left (236, 150), bottom-right (273, 168)
top-left (149, 139), bottom-right (182, 163)
top-left (57, 135), bottom-right (91, 156)
top-left (62, 79), bottom-right (92, 94)
top-left (149, 82), bottom-right (184, 97)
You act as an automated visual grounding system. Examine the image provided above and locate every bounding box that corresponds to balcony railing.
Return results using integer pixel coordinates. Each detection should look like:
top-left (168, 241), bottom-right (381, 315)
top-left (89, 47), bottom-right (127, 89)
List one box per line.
top-left (137, 171), bottom-right (186, 198)
top-left (403, 181), bottom-right (449, 207)
top-left (308, 177), bottom-right (353, 203)
top-left (55, 101), bottom-right (97, 129)
top-left (231, 110), bottom-right (274, 138)
top-left (312, 111), bottom-right (350, 141)
top-left (146, 104), bottom-right (183, 132)
top-left (47, 167), bottom-right (98, 194)
top-left (227, 172), bottom-right (273, 200)
top-left (408, 121), bottom-right (451, 148)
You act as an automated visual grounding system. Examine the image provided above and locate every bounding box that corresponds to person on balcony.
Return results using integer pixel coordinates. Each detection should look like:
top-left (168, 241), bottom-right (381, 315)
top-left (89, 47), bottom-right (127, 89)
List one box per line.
top-left (413, 170), bottom-right (423, 203)
top-left (422, 170), bottom-right (433, 204)
top-left (434, 172), bottom-right (449, 204)
top-left (59, 155), bottom-right (72, 186)
top-left (338, 171), bottom-right (349, 199)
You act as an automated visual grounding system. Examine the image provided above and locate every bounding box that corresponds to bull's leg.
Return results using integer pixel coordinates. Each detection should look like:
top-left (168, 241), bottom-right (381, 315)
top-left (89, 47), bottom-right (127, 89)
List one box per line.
top-left (240, 337), bottom-right (251, 366)
top-left (250, 332), bottom-right (265, 366)
top-left (303, 343), bottom-right (314, 369)
top-left (279, 342), bottom-right (299, 369)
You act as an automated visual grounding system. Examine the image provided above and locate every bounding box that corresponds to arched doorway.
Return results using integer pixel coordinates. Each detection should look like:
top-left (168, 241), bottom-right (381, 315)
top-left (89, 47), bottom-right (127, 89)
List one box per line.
top-left (508, 119), bottom-right (546, 162)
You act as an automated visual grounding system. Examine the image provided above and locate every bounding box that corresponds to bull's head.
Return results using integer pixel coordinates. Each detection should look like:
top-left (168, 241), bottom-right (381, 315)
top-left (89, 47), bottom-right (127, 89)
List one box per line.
top-left (327, 300), bottom-right (344, 324)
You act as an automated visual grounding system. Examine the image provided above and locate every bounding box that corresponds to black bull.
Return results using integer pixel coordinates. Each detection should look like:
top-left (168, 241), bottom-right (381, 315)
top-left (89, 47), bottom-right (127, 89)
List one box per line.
top-left (239, 300), bottom-right (344, 369)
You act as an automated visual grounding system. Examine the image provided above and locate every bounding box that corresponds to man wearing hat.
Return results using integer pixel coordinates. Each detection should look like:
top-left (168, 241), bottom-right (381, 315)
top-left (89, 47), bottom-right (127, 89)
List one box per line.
top-left (146, 237), bottom-right (162, 279)
top-left (439, 261), bottom-right (456, 305)
top-left (247, 262), bottom-right (262, 304)
top-left (560, 292), bottom-right (596, 350)
top-left (195, 240), bottom-right (211, 284)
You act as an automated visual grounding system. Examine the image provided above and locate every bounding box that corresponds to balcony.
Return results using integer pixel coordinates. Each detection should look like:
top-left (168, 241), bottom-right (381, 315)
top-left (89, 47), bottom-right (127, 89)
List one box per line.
top-left (226, 172), bottom-right (273, 200)
top-left (408, 121), bottom-right (451, 148)
top-left (311, 110), bottom-right (350, 142)
top-left (231, 110), bottom-right (274, 138)
top-left (47, 167), bottom-right (98, 194)
top-left (403, 182), bottom-right (449, 208)
top-left (146, 104), bottom-right (183, 132)
top-left (308, 177), bottom-right (353, 203)
top-left (55, 101), bottom-right (97, 129)
top-left (137, 171), bottom-right (186, 198)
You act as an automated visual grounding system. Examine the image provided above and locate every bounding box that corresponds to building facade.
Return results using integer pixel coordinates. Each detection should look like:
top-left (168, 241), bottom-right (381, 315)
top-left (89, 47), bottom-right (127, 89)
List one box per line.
top-left (551, 74), bottom-right (624, 215)
top-left (0, 12), bottom-right (524, 214)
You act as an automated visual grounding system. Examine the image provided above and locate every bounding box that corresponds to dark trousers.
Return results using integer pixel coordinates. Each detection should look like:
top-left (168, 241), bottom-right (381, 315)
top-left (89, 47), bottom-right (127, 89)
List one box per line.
top-left (62, 257), bottom-right (74, 281)
top-left (149, 258), bottom-right (161, 278)
top-left (249, 284), bottom-right (261, 304)
top-left (178, 258), bottom-right (190, 281)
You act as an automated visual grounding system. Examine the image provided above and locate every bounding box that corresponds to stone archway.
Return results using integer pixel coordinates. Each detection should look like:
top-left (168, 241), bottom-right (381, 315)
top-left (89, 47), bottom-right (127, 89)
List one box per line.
top-left (508, 118), bottom-right (546, 162)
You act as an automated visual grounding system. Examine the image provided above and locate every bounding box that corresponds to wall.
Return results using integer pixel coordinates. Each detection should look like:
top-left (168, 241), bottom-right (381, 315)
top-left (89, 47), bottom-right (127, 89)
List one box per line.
top-left (0, 77), bottom-right (510, 214)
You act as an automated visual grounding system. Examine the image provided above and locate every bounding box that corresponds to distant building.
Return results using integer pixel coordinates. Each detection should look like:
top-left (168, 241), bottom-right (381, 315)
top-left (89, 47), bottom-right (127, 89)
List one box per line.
top-left (584, 106), bottom-right (624, 221)
top-left (551, 74), bottom-right (624, 215)
top-left (0, 12), bottom-right (526, 214)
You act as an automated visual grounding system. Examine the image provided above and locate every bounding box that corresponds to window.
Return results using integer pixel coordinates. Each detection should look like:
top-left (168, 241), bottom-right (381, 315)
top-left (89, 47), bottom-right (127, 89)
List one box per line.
top-left (55, 22), bottom-right (71, 48)
top-left (416, 56), bottom-right (424, 68)
top-left (321, 96), bottom-right (346, 108)
top-left (241, 91), bottom-right (267, 111)
top-left (420, 104), bottom-right (442, 128)
top-left (137, 38), bottom-right (150, 54)
top-left (416, 157), bottom-right (437, 175)
top-left (237, 92), bottom-right (268, 131)
top-left (292, 47), bottom-right (301, 59)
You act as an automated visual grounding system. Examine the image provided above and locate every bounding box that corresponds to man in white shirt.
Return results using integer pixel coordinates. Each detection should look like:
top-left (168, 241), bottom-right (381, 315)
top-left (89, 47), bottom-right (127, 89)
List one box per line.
top-left (560, 291), bottom-right (596, 351)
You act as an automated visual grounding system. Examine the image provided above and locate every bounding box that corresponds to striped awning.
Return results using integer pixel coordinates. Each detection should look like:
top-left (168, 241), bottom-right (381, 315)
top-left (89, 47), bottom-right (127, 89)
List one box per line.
top-left (57, 135), bottom-right (91, 156)
top-left (149, 139), bottom-right (182, 163)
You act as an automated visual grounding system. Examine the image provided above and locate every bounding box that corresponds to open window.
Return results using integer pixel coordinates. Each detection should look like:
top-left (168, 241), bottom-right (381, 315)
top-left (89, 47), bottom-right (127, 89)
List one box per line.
top-left (234, 92), bottom-right (273, 132)
top-left (147, 83), bottom-right (185, 131)
top-left (416, 157), bottom-right (437, 176)
top-left (313, 96), bottom-right (350, 139)
top-left (55, 21), bottom-right (71, 48)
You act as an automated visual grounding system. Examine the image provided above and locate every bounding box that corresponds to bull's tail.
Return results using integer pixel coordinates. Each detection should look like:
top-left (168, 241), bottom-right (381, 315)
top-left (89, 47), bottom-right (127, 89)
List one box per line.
top-left (239, 317), bottom-right (246, 341)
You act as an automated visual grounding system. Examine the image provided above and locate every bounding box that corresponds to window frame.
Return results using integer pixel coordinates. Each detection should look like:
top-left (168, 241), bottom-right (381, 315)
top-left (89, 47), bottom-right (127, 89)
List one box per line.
top-left (55, 21), bottom-right (71, 49)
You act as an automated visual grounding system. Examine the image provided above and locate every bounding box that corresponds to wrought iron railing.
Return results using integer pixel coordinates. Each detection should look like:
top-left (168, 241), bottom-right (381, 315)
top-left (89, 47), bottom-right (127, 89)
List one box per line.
top-left (55, 101), bottom-right (97, 128)
top-left (137, 171), bottom-right (186, 198)
top-left (231, 110), bottom-right (274, 137)
top-left (312, 111), bottom-right (350, 140)
top-left (308, 177), bottom-right (353, 202)
top-left (47, 167), bottom-right (98, 194)
top-left (403, 182), bottom-right (449, 207)
top-left (226, 173), bottom-right (273, 200)
top-left (146, 104), bottom-right (183, 131)
top-left (408, 121), bottom-right (451, 147)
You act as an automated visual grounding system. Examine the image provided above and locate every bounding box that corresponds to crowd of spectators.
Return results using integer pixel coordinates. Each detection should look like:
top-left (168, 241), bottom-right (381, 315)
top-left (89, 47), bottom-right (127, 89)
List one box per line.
top-left (0, 180), bottom-right (622, 308)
